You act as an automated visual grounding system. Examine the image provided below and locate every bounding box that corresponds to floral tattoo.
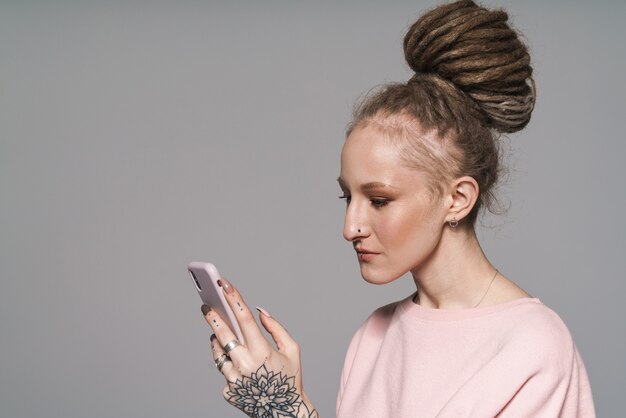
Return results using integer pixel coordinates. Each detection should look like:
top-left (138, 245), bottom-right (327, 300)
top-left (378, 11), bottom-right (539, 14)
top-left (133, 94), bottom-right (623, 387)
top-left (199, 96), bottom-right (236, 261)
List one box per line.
top-left (225, 364), bottom-right (319, 418)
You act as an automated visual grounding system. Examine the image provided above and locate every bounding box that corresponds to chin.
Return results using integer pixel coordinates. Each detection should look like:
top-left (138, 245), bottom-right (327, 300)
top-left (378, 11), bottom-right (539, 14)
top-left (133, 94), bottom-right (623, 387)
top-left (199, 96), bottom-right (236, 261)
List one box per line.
top-left (359, 264), bottom-right (406, 285)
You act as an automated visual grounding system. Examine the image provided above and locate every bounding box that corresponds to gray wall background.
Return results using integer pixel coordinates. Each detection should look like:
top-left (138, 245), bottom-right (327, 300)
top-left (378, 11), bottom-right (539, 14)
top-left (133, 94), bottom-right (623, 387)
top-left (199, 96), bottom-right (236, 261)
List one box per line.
top-left (1, 1), bottom-right (624, 417)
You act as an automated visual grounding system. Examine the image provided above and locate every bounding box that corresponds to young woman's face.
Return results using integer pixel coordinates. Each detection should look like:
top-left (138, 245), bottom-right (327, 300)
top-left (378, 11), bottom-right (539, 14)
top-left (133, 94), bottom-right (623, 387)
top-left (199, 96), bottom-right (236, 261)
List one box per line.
top-left (338, 124), bottom-right (448, 284)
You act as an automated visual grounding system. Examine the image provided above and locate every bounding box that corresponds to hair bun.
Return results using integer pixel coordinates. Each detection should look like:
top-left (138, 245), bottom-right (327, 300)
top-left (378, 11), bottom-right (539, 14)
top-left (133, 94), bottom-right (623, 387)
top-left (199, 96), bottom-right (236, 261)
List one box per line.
top-left (403, 0), bottom-right (535, 133)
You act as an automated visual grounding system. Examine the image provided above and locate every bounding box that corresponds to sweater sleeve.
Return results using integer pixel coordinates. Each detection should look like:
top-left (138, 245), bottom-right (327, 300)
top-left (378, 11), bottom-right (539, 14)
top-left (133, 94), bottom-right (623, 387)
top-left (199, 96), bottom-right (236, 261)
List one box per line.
top-left (438, 307), bottom-right (595, 418)
top-left (336, 316), bottom-right (369, 415)
top-left (496, 343), bottom-right (595, 417)
top-left (336, 302), bottom-right (398, 416)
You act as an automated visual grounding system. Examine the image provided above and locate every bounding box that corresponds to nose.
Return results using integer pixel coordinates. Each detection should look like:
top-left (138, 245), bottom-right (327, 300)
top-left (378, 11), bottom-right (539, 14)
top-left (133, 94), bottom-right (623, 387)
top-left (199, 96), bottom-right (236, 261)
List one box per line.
top-left (343, 201), bottom-right (369, 242)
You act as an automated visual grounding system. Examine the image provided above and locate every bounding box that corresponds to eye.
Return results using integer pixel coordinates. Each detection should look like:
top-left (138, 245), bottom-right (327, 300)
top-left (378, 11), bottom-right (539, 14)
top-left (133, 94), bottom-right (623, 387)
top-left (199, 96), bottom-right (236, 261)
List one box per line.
top-left (338, 194), bottom-right (351, 205)
top-left (371, 198), bottom-right (389, 208)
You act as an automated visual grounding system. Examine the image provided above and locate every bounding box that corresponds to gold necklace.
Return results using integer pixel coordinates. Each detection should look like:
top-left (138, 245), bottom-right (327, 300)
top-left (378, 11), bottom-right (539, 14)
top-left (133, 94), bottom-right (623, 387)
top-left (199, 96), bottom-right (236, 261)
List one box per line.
top-left (473, 269), bottom-right (499, 308)
top-left (413, 269), bottom-right (500, 308)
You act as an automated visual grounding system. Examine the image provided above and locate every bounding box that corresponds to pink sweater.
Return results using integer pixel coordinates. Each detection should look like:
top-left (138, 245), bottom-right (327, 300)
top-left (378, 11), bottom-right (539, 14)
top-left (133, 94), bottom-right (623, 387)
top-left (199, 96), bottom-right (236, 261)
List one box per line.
top-left (336, 295), bottom-right (595, 417)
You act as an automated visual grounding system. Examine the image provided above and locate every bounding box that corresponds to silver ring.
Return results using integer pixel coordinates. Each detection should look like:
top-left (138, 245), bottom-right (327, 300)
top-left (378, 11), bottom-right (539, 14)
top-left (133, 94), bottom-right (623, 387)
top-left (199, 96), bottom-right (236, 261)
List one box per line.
top-left (223, 339), bottom-right (242, 354)
top-left (215, 354), bottom-right (231, 372)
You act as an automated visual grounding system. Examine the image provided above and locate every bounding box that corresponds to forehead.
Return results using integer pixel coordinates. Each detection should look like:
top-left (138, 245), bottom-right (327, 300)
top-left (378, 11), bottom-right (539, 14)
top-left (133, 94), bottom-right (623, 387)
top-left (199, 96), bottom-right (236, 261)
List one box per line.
top-left (339, 125), bottom-right (427, 189)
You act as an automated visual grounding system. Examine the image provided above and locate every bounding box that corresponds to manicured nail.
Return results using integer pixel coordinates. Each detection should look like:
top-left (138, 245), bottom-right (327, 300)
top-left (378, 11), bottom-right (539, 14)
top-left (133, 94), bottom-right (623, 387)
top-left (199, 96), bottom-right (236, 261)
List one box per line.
top-left (201, 304), bottom-right (211, 316)
top-left (220, 278), bottom-right (234, 294)
top-left (256, 306), bottom-right (272, 318)
top-left (210, 334), bottom-right (217, 343)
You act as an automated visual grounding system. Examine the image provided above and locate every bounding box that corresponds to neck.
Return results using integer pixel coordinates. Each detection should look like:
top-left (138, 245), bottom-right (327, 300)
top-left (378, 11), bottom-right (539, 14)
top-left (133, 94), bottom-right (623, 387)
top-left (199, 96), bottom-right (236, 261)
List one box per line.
top-left (411, 227), bottom-right (496, 309)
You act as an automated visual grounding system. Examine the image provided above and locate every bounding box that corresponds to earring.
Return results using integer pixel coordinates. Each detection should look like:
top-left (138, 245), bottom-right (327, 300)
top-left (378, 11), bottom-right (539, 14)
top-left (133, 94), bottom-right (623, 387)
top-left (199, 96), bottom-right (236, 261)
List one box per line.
top-left (448, 217), bottom-right (459, 228)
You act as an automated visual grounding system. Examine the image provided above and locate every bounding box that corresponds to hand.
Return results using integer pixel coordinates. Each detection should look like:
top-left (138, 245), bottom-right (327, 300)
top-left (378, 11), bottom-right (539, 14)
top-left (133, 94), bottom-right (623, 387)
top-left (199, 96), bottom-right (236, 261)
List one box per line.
top-left (202, 277), bottom-right (319, 418)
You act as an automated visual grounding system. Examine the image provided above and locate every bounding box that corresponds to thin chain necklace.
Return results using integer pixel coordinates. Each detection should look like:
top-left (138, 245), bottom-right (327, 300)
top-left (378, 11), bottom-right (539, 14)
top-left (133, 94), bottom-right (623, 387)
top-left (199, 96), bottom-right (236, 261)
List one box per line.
top-left (473, 269), bottom-right (499, 308)
top-left (413, 269), bottom-right (500, 308)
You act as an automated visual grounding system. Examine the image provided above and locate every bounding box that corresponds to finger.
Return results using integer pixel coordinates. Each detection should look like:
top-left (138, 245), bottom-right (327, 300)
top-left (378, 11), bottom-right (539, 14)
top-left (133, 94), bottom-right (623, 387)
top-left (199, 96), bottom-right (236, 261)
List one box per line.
top-left (211, 334), bottom-right (240, 383)
top-left (256, 306), bottom-right (300, 356)
top-left (218, 277), bottom-right (271, 350)
top-left (202, 305), bottom-right (246, 364)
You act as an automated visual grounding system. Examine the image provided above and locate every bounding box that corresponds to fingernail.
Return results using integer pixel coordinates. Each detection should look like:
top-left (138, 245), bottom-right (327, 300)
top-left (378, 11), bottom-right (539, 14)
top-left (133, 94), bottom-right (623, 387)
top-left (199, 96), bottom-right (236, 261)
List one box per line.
top-left (220, 278), bottom-right (234, 294)
top-left (256, 306), bottom-right (272, 318)
top-left (210, 334), bottom-right (216, 343)
top-left (201, 304), bottom-right (211, 316)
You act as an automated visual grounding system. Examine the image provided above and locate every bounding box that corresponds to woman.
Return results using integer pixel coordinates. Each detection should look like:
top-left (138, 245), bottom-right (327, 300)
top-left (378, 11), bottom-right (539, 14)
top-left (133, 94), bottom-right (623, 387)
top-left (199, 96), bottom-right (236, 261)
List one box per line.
top-left (201, 1), bottom-right (595, 416)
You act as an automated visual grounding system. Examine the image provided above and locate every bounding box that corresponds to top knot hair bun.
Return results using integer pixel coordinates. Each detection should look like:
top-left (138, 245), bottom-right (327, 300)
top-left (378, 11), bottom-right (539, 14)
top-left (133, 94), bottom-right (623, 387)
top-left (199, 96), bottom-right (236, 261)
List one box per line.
top-left (403, 0), bottom-right (535, 133)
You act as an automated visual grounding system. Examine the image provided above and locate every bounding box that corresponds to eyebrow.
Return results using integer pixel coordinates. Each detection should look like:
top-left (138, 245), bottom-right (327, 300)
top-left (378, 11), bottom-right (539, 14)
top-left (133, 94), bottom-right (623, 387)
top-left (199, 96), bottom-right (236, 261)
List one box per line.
top-left (337, 177), bottom-right (400, 192)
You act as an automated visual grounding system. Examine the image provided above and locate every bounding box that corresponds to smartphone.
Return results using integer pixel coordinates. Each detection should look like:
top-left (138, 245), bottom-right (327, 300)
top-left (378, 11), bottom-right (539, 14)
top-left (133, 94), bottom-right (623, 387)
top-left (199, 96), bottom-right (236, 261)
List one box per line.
top-left (188, 261), bottom-right (245, 344)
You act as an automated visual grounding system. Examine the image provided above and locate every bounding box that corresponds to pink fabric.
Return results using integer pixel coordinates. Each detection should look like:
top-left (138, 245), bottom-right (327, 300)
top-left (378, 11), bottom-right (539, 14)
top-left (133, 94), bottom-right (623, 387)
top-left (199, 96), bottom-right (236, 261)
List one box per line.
top-left (336, 294), bottom-right (595, 417)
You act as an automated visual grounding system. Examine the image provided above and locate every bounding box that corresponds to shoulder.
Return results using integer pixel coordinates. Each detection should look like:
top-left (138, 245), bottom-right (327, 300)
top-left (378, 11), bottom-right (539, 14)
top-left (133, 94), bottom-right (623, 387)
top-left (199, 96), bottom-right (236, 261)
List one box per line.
top-left (359, 297), bottom-right (408, 335)
top-left (500, 299), bottom-right (577, 372)
top-left (338, 298), bottom-right (406, 392)
top-left (367, 299), bottom-right (401, 324)
top-left (345, 297), bottom-right (406, 349)
top-left (488, 300), bottom-right (595, 415)
top-left (506, 300), bottom-right (574, 343)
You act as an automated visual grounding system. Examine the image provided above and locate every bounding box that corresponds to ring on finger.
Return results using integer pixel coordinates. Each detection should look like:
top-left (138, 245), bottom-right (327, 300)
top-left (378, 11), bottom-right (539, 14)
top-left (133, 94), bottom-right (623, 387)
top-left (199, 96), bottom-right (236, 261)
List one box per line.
top-left (223, 339), bottom-right (242, 354)
top-left (215, 354), bottom-right (231, 372)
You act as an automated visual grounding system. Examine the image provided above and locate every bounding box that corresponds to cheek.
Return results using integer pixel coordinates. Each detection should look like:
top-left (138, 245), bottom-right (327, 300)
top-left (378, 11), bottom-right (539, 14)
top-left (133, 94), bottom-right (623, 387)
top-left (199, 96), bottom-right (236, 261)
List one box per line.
top-left (375, 215), bottom-right (409, 247)
top-left (378, 204), bottom-right (441, 255)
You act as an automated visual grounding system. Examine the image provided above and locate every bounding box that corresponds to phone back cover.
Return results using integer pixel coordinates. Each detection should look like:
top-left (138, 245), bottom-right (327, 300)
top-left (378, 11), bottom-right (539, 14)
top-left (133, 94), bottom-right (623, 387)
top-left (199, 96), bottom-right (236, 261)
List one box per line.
top-left (188, 261), bottom-right (245, 345)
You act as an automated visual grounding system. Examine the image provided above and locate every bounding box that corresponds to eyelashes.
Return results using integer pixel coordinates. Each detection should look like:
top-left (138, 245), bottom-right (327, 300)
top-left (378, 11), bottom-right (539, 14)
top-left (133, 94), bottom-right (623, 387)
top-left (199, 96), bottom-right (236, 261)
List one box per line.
top-left (371, 198), bottom-right (389, 208)
top-left (338, 194), bottom-right (389, 208)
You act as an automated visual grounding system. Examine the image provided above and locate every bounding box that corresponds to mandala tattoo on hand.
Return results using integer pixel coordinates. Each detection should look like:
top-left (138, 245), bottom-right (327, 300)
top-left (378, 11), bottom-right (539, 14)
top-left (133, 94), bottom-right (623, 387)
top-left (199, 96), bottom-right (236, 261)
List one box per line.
top-left (225, 364), bottom-right (320, 418)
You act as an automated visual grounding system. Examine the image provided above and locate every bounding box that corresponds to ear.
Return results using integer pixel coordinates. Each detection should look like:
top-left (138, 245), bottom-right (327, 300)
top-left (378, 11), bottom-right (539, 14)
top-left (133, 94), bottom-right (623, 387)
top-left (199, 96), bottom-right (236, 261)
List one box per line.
top-left (444, 176), bottom-right (479, 224)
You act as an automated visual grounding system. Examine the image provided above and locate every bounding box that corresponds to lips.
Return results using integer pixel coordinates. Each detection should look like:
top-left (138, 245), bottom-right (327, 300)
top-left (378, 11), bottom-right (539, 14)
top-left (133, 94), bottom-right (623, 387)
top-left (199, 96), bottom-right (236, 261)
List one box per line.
top-left (355, 248), bottom-right (379, 262)
top-left (355, 247), bottom-right (378, 254)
